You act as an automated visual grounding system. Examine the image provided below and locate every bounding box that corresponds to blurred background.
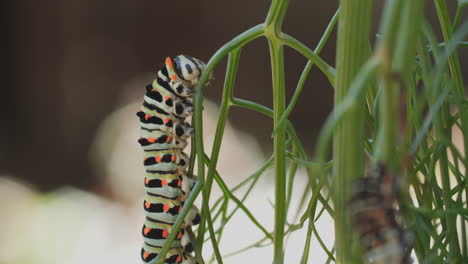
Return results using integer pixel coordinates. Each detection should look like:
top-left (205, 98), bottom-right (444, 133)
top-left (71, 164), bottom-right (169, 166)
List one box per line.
top-left (1, 1), bottom-right (466, 263)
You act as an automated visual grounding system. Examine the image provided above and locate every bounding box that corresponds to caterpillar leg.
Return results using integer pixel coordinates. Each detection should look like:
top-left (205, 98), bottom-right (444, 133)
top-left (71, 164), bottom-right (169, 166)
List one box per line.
top-left (182, 253), bottom-right (198, 264)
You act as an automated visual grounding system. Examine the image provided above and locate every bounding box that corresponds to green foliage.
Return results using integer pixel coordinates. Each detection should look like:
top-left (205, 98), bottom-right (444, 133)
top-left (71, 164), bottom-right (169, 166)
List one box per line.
top-left (153, 0), bottom-right (468, 263)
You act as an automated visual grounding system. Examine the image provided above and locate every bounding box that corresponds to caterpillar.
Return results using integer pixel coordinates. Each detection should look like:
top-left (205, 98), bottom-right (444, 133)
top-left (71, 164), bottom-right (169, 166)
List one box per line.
top-left (137, 55), bottom-right (206, 264)
top-left (349, 164), bottom-right (413, 264)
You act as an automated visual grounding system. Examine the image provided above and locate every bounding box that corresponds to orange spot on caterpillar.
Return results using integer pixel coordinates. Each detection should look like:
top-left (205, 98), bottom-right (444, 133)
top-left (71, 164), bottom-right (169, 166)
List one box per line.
top-left (162, 230), bottom-right (169, 238)
top-left (164, 96), bottom-right (170, 101)
top-left (170, 75), bottom-right (177, 81)
top-left (177, 232), bottom-right (182, 239)
top-left (151, 88), bottom-right (156, 92)
top-left (147, 137), bottom-right (156, 143)
top-left (178, 206), bottom-right (182, 213)
top-left (145, 178), bottom-right (150, 184)
top-left (145, 201), bottom-right (151, 209)
top-left (161, 179), bottom-right (167, 186)
top-left (144, 227), bottom-right (151, 235)
top-left (144, 114), bottom-right (151, 120)
top-left (143, 157), bottom-right (148, 161)
top-left (163, 204), bottom-right (169, 212)
top-left (171, 155), bottom-right (176, 162)
top-left (166, 136), bottom-right (172, 142)
top-left (165, 57), bottom-right (174, 70)
top-left (177, 180), bottom-right (182, 187)
top-left (177, 255), bottom-right (182, 262)
top-left (143, 251), bottom-right (150, 259)
top-left (164, 117), bottom-right (170, 124)
top-left (155, 156), bottom-right (162, 162)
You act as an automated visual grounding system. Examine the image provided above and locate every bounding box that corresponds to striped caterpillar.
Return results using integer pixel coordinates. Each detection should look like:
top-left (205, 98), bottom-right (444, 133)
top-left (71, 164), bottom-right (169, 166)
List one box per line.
top-left (349, 164), bottom-right (413, 264)
top-left (137, 55), bottom-right (206, 264)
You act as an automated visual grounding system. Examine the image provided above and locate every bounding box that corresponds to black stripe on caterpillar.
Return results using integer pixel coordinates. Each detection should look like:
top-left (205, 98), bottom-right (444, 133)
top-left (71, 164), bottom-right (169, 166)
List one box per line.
top-left (138, 55), bottom-right (206, 264)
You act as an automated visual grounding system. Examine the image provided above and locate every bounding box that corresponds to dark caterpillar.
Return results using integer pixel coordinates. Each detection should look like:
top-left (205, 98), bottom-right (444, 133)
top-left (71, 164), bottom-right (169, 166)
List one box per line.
top-left (138, 55), bottom-right (206, 264)
top-left (349, 164), bottom-right (413, 264)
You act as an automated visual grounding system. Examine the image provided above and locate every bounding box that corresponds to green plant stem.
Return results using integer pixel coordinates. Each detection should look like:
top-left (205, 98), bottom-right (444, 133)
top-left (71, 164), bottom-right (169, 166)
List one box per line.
top-left (264, 0), bottom-right (289, 34)
top-left (272, 9), bottom-right (339, 136)
top-left (433, 0), bottom-right (465, 260)
top-left (315, 57), bottom-right (381, 165)
top-left (232, 97), bottom-right (335, 215)
top-left (453, 3), bottom-right (466, 30)
top-left (201, 49), bottom-right (242, 258)
top-left (192, 20), bottom-right (264, 264)
top-left (268, 38), bottom-right (287, 264)
top-left (333, 0), bottom-right (372, 263)
top-left (194, 24), bottom-right (265, 93)
top-left (203, 154), bottom-right (274, 240)
top-left (435, 0), bottom-right (466, 95)
top-left (433, 0), bottom-right (467, 172)
top-left (264, 1), bottom-right (290, 263)
top-left (280, 34), bottom-right (335, 86)
top-left (373, 0), bottom-right (402, 164)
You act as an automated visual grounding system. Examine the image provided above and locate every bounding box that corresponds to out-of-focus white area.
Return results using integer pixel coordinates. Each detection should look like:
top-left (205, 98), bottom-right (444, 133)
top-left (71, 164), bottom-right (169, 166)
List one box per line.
top-left (0, 88), bottom-right (335, 263)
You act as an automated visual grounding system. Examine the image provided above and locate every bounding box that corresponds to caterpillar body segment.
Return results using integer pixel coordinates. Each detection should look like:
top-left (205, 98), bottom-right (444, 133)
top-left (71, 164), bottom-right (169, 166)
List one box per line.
top-left (143, 149), bottom-right (189, 172)
top-left (137, 108), bottom-right (179, 133)
top-left (144, 172), bottom-right (182, 199)
top-left (144, 195), bottom-right (182, 223)
top-left (144, 87), bottom-right (194, 118)
top-left (142, 221), bottom-right (183, 248)
top-left (349, 164), bottom-right (413, 264)
top-left (139, 130), bottom-right (188, 151)
top-left (141, 244), bottom-right (198, 264)
top-left (141, 244), bottom-right (183, 264)
top-left (138, 55), bottom-right (205, 264)
top-left (144, 172), bottom-right (195, 200)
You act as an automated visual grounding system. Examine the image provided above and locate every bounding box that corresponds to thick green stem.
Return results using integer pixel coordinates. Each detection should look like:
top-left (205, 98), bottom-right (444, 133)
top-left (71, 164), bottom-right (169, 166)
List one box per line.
top-left (268, 39), bottom-right (287, 264)
top-left (265, 0), bottom-right (289, 34)
top-left (265, 1), bottom-right (289, 263)
top-left (333, 0), bottom-right (372, 263)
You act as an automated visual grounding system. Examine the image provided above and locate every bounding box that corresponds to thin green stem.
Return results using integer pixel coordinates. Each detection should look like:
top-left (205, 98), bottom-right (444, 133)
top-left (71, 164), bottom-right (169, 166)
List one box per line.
top-left (203, 154), bottom-right (274, 241)
top-left (272, 9), bottom-right (339, 136)
top-left (194, 24), bottom-right (265, 94)
top-left (432, 2), bottom-right (467, 259)
top-left (452, 4), bottom-right (466, 30)
top-left (280, 34), bottom-right (336, 86)
top-left (232, 97), bottom-right (335, 216)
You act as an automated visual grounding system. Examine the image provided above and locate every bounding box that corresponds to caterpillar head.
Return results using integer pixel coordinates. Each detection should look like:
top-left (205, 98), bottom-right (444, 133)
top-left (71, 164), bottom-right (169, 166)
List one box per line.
top-left (174, 55), bottom-right (206, 86)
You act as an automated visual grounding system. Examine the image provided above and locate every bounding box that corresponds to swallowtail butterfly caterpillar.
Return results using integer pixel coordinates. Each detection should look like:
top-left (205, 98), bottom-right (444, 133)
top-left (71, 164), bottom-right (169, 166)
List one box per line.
top-left (349, 164), bottom-right (413, 264)
top-left (137, 55), bottom-right (206, 264)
